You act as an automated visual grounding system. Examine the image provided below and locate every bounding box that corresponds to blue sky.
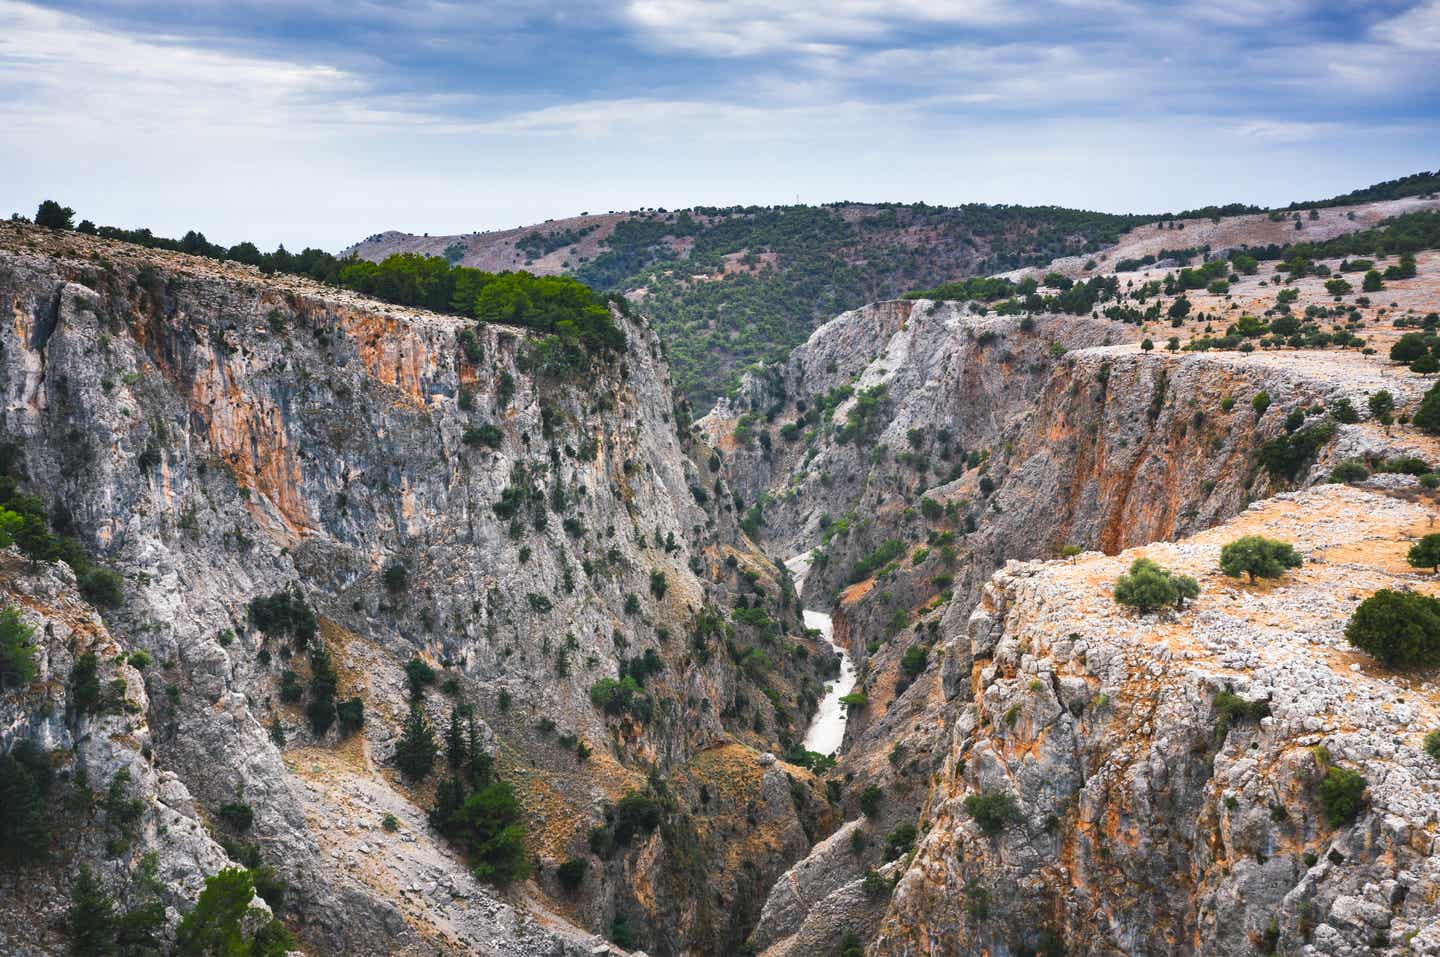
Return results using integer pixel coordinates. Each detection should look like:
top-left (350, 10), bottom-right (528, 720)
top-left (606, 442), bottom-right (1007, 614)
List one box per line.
top-left (2, 0), bottom-right (1437, 250)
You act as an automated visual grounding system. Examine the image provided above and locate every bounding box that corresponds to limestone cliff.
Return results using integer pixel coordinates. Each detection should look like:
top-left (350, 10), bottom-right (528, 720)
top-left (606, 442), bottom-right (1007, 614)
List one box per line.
top-left (875, 483), bottom-right (1440, 957)
top-left (0, 221), bottom-right (833, 956)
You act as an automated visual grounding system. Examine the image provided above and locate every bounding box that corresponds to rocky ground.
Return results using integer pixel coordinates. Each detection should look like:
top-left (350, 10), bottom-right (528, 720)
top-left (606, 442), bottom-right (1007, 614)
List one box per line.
top-left (876, 483), bottom-right (1440, 957)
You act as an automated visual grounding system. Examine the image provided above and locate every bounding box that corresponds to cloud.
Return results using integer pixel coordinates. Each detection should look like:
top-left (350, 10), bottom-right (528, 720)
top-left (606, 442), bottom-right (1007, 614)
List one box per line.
top-left (1374, 0), bottom-right (1440, 50)
top-left (623, 0), bottom-right (1019, 57)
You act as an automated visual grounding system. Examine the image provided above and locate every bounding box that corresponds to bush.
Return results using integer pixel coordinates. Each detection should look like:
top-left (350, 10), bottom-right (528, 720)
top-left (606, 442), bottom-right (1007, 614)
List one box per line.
top-left (862, 869), bottom-right (891, 899)
top-left (1252, 391), bottom-right (1271, 415)
top-left (613, 791), bottom-right (663, 845)
top-left (1329, 460), bottom-right (1370, 483)
top-left (900, 645), bottom-right (928, 678)
top-left (1314, 749), bottom-right (1366, 827)
top-left (1345, 589), bottom-right (1440, 668)
top-left (77, 566), bottom-right (125, 608)
top-left (1113, 558), bottom-right (1200, 614)
top-left (217, 801), bottom-right (254, 831)
top-left (1423, 730), bottom-right (1440, 761)
top-left (172, 866), bottom-right (296, 957)
top-left (850, 539), bottom-right (906, 583)
top-left (1214, 689), bottom-right (1270, 737)
top-left (248, 589), bottom-right (317, 644)
top-left (70, 651), bottom-right (102, 715)
top-left (68, 866), bottom-right (117, 956)
top-left (556, 857), bottom-right (587, 892)
top-left (442, 780), bottom-right (530, 884)
top-left (0, 742), bottom-right (52, 864)
top-left (1218, 536), bottom-right (1303, 583)
top-left (1408, 534), bottom-right (1440, 573)
top-left (336, 697), bottom-right (365, 735)
top-left (963, 789), bottom-right (1021, 836)
top-left (1258, 419), bottom-right (1336, 481)
top-left (1415, 382), bottom-right (1440, 434)
top-left (0, 604), bottom-right (37, 691)
top-left (884, 823), bottom-right (917, 861)
top-left (463, 424), bottom-right (503, 449)
top-left (859, 784), bottom-right (883, 817)
top-left (383, 561), bottom-right (410, 594)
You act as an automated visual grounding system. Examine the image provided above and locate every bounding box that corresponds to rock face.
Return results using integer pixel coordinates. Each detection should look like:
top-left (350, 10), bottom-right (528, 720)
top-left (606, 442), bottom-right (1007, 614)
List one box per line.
top-left (0, 222), bottom-right (832, 956)
top-left (713, 288), bottom-right (1440, 956)
top-left (873, 484), bottom-right (1440, 957)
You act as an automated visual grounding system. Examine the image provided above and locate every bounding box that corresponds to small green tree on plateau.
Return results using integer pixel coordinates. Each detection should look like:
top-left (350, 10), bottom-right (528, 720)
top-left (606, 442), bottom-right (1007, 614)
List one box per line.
top-left (1409, 534), bottom-right (1440, 573)
top-left (1344, 589), bottom-right (1440, 668)
top-left (1368, 390), bottom-right (1395, 427)
top-left (35, 200), bottom-right (75, 229)
top-left (1218, 536), bottom-right (1303, 583)
top-left (1113, 558), bottom-right (1200, 614)
top-left (1417, 382), bottom-right (1440, 435)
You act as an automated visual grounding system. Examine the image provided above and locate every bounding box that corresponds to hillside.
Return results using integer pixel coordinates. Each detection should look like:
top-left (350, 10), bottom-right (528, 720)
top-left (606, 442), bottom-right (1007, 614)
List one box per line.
top-left (699, 192), bottom-right (1440, 956)
top-left (346, 203), bottom-right (1155, 409)
top-left (346, 172), bottom-right (1440, 413)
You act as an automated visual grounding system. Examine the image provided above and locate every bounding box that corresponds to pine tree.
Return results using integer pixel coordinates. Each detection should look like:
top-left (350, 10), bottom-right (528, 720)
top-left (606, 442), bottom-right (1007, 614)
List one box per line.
top-left (69, 866), bottom-right (118, 956)
top-left (446, 707), bottom-right (466, 770)
top-left (395, 702), bottom-right (438, 780)
top-left (0, 746), bottom-right (50, 864)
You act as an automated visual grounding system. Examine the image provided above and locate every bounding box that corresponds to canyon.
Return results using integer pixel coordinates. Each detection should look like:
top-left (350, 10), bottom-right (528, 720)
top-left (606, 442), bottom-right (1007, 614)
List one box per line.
top-left (3, 187), bottom-right (1440, 957)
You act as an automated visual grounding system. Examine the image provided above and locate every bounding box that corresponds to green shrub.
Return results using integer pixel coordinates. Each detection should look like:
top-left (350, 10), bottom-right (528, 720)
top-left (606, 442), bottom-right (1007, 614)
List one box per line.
top-left (859, 784), bottom-right (883, 817)
top-left (70, 651), bottom-right (102, 716)
top-left (556, 858), bottom-right (587, 892)
top-left (1344, 589), bottom-right (1440, 668)
top-left (862, 869), bottom-right (891, 899)
top-left (850, 539), bottom-right (906, 583)
top-left (383, 561), bottom-right (410, 594)
top-left (1258, 419), bottom-right (1336, 480)
top-left (1423, 730), bottom-right (1440, 762)
top-left (1314, 749), bottom-right (1366, 827)
top-left (0, 742), bottom-right (52, 864)
top-left (884, 823), bottom-right (917, 861)
top-left (1408, 534), bottom-right (1440, 572)
top-left (78, 567), bottom-right (125, 608)
top-left (1329, 460), bottom-right (1370, 483)
top-left (1113, 558), bottom-right (1200, 614)
top-left (1415, 382), bottom-right (1440, 434)
top-left (1213, 689), bottom-right (1270, 738)
top-left (900, 645), bottom-right (928, 678)
top-left (0, 604), bottom-right (37, 690)
top-left (1218, 536), bottom-right (1303, 583)
top-left (248, 588), bottom-right (317, 644)
top-left (217, 801), bottom-right (254, 831)
top-left (963, 789), bottom-right (1021, 836)
top-left (613, 791), bottom-right (663, 845)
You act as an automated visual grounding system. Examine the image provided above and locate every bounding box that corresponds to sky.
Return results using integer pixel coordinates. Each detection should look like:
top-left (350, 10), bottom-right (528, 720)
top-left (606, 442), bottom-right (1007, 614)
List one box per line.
top-left (1, 0), bottom-right (1438, 251)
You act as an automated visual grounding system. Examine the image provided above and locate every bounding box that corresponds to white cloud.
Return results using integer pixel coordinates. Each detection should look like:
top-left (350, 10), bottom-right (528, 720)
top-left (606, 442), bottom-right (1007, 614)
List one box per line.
top-left (1374, 0), bottom-right (1440, 50)
top-left (623, 0), bottom-right (1020, 57)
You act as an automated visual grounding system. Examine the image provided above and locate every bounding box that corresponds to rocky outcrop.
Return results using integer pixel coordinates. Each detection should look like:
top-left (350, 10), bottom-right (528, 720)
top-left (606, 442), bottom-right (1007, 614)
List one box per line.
top-left (873, 483), bottom-right (1440, 957)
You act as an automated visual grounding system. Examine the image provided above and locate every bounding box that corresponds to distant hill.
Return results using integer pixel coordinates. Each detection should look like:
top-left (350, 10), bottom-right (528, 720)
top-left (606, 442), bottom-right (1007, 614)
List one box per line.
top-left (346, 171), bottom-right (1439, 411)
top-left (346, 202), bottom-right (1154, 410)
